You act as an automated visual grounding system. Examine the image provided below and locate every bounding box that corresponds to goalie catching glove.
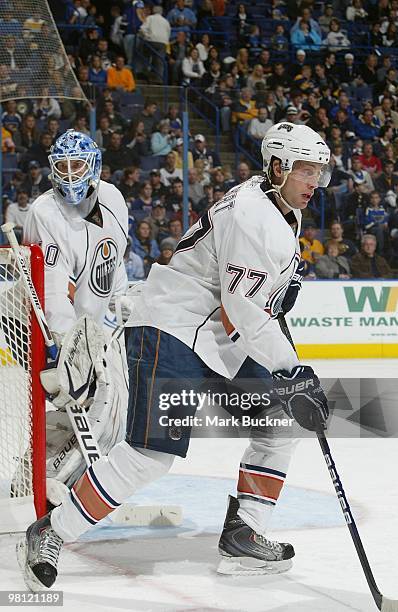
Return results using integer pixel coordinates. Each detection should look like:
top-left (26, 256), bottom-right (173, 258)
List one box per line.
top-left (273, 365), bottom-right (329, 431)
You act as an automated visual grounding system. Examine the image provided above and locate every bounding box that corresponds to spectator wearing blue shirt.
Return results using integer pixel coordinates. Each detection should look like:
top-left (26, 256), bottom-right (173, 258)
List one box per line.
top-left (151, 119), bottom-right (175, 156)
top-left (124, 237), bottom-right (145, 281)
top-left (246, 25), bottom-right (267, 62)
top-left (330, 92), bottom-right (355, 121)
top-left (131, 181), bottom-right (154, 216)
top-left (167, 0), bottom-right (197, 37)
top-left (290, 7), bottom-right (322, 39)
top-left (0, 12), bottom-right (22, 37)
top-left (352, 109), bottom-right (380, 141)
top-left (65, 0), bottom-right (83, 26)
top-left (88, 55), bottom-right (107, 88)
top-left (363, 190), bottom-right (389, 254)
top-left (123, 0), bottom-right (145, 67)
top-left (290, 21), bottom-right (322, 51)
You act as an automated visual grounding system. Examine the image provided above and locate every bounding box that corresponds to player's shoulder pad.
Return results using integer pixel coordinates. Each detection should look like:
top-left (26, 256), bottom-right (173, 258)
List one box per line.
top-left (27, 189), bottom-right (58, 219)
top-left (226, 175), bottom-right (274, 229)
top-left (98, 181), bottom-right (128, 217)
top-left (98, 180), bottom-right (125, 203)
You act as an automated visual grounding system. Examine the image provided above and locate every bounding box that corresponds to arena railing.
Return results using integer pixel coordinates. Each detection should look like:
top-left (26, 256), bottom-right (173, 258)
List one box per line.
top-left (200, 16), bottom-right (398, 63)
top-left (233, 122), bottom-right (261, 170)
top-left (131, 39), bottom-right (169, 112)
top-left (56, 23), bottom-right (102, 32)
top-left (185, 86), bottom-right (221, 158)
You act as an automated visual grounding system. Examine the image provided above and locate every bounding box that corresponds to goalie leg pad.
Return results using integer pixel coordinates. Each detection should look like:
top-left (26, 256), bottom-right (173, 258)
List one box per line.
top-left (88, 333), bottom-right (128, 456)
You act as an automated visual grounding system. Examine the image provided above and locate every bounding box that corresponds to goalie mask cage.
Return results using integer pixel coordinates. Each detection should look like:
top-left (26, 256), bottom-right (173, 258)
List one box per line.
top-left (0, 244), bottom-right (46, 533)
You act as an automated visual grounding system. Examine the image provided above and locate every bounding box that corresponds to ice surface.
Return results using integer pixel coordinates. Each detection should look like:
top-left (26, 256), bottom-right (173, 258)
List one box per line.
top-left (1, 359), bottom-right (397, 611)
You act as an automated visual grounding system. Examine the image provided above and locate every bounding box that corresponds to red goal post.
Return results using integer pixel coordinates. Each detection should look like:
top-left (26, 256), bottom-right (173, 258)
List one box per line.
top-left (0, 244), bottom-right (46, 532)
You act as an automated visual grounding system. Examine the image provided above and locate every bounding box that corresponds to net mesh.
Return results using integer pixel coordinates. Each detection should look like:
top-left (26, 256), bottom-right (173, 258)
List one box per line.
top-left (0, 247), bottom-right (33, 501)
top-left (0, 0), bottom-right (87, 102)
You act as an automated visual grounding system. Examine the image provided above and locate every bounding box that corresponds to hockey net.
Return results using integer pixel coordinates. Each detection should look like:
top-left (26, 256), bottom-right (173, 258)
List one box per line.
top-left (0, 1), bottom-right (87, 103)
top-left (0, 245), bottom-right (46, 533)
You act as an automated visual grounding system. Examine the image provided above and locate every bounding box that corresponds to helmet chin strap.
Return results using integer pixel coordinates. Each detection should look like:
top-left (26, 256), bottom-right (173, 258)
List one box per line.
top-left (264, 169), bottom-right (295, 211)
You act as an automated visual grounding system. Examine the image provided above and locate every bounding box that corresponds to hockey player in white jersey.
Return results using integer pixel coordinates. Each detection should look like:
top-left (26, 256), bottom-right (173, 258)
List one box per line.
top-left (22, 130), bottom-right (129, 502)
top-left (20, 123), bottom-right (331, 589)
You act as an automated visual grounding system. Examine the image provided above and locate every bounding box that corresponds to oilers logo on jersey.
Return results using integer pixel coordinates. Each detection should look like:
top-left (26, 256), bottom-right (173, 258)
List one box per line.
top-left (89, 238), bottom-right (119, 297)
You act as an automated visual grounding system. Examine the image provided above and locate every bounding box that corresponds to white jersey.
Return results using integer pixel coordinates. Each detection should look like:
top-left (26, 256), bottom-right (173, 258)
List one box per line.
top-left (6, 202), bottom-right (31, 228)
top-left (127, 176), bottom-right (301, 378)
top-left (23, 180), bottom-right (128, 336)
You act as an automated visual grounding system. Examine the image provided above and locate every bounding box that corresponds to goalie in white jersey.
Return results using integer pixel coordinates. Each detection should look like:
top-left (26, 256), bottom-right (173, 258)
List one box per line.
top-left (20, 123), bottom-right (332, 589)
top-left (22, 130), bottom-right (129, 504)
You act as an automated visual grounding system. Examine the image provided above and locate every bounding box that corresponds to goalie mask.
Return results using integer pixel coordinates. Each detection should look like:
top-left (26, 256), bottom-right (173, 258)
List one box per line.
top-left (49, 130), bottom-right (102, 207)
top-left (261, 123), bottom-right (331, 209)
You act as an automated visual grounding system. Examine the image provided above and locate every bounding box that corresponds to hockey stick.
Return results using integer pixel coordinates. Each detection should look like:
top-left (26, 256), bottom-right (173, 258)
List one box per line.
top-left (278, 313), bottom-right (398, 612)
top-left (1, 222), bottom-right (102, 468)
top-left (1, 223), bottom-right (57, 360)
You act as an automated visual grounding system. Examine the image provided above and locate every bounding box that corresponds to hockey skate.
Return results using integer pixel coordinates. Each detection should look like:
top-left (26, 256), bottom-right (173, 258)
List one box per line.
top-left (217, 496), bottom-right (294, 575)
top-left (17, 513), bottom-right (63, 591)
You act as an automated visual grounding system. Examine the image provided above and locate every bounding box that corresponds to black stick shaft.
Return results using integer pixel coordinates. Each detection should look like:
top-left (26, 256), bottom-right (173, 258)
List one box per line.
top-left (278, 314), bottom-right (383, 610)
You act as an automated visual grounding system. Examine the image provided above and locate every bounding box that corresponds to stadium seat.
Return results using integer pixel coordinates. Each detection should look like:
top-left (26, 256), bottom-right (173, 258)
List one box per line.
top-left (2, 153), bottom-right (18, 185)
top-left (120, 103), bottom-right (144, 121)
top-left (119, 91), bottom-right (145, 106)
top-left (140, 155), bottom-right (162, 171)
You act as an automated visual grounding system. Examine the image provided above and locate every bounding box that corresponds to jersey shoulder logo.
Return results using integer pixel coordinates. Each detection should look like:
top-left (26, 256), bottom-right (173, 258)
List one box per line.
top-left (44, 244), bottom-right (60, 267)
top-left (89, 238), bottom-right (119, 298)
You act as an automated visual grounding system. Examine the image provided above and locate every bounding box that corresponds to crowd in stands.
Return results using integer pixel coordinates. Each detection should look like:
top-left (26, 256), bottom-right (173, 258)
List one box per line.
top-left (2, 0), bottom-right (398, 279)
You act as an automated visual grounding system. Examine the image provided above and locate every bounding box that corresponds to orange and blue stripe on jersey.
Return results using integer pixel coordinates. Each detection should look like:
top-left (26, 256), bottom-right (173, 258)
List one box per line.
top-left (70, 464), bottom-right (120, 525)
top-left (237, 463), bottom-right (286, 507)
top-left (221, 304), bottom-right (240, 343)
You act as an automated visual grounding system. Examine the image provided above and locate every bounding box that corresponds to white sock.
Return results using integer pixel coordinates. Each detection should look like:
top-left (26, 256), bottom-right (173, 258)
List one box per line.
top-left (51, 441), bottom-right (174, 542)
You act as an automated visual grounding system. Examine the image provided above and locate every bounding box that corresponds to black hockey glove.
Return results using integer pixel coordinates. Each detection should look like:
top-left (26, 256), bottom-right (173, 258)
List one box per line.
top-left (281, 261), bottom-right (305, 314)
top-left (273, 365), bottom-right (329, 431)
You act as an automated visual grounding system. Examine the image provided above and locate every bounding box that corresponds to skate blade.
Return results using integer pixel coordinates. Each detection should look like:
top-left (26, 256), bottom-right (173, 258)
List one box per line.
top-left (217, 555), bottom-right (293, 576)
top-left (16, 539), bottom-right (48, 592)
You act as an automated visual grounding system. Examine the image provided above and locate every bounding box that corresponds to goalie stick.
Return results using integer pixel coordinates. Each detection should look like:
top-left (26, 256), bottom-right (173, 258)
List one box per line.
top-left (1, 223), bottom-right (57, 360)
top-left (1, 222), bottom-right (102, 469)
top-left (278, 313), bottom-right (398, 612)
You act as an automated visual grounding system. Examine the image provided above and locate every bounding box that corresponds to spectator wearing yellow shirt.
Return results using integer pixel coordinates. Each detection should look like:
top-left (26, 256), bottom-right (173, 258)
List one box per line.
top-left (299, 222), bottom-right (325, 264)
top-left (2, 126), bottom-right (15, 153)
top-left (173, 138), bottom-right (193, 169)
top-left (231, 87), bottom-right (258, 124)
top-left (107, 56), bottom-right (136, 92)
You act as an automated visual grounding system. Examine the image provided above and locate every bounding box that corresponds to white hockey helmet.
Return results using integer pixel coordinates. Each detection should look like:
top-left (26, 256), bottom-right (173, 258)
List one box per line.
top-left (261, 122), bottom-right (331, 188)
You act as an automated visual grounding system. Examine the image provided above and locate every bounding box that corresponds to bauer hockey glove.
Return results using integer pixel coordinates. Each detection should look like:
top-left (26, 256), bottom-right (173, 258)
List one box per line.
top-left (281, 260), bottom-right (305, 315)
top-left (273, 365), bottom-right (329, 431)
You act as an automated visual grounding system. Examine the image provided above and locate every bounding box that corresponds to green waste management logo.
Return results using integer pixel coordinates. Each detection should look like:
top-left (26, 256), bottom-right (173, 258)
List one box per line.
top-left (288, 283), bottom-right (398, 332)
top-left (344, 286), bottom-right (398, 312)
